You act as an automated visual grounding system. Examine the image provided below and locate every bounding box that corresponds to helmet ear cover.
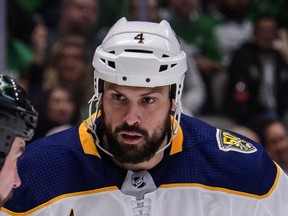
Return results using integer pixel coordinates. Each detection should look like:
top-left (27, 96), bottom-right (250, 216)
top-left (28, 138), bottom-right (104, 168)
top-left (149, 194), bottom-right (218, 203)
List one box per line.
top-left (0, 113), bottom-right (27, 169)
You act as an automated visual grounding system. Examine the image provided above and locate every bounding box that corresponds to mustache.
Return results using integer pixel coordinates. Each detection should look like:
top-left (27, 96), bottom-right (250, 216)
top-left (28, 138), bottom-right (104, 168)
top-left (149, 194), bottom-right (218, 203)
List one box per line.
top-left (114, 123), bottom-right (148, 136)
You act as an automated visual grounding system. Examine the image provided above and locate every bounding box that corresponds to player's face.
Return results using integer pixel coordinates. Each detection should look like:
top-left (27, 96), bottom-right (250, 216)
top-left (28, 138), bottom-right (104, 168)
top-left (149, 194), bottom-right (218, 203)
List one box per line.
top-left (0, 137), bottom-right (25, 207)
top-left (101, 82), bottom-right (171, 164)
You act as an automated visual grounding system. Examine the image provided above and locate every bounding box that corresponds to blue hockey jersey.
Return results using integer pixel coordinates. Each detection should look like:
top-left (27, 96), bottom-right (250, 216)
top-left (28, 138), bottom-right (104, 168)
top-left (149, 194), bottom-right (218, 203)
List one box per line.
top-left (2, 114), bottom-right (288, 215)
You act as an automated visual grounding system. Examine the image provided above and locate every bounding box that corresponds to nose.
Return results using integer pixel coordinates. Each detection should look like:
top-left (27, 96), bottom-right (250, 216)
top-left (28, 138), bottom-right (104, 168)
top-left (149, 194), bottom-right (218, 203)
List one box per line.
top-left (123, 103), bottom-right (141, 126)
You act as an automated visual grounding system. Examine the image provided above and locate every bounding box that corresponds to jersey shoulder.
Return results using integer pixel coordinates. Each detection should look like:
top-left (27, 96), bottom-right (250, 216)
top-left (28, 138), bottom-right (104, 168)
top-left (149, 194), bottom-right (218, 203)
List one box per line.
top-left (175, 114), bottom-right (279, 197)
top-left (4, 126), bottom-right (112, 212)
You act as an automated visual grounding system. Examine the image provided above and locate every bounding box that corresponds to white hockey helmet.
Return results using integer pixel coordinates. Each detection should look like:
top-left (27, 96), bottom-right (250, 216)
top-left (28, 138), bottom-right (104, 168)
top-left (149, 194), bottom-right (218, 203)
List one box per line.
top-left (92, 17), bottom-right (187, 102)
top-left (87, 18), bottom-right (187, 157)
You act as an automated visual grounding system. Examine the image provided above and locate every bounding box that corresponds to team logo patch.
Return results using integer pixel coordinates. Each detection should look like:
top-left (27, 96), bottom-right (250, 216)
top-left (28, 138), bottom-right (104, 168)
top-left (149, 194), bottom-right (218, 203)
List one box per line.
top-left (131, 173), bottom-right (146, 191)
top-left (216, 129), bottom-right (257, 153)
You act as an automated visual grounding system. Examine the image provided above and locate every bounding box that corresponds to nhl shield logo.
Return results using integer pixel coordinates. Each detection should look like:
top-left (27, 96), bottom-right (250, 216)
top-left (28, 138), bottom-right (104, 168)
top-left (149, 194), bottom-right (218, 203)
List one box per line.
top-left (131, 173), bottom-right (146, 191)
top-left (216, 129), bottom-right (257, 154)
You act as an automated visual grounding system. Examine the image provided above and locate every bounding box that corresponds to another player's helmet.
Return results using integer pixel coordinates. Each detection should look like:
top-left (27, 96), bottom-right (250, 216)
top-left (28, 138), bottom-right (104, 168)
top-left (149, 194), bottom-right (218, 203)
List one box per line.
top-left (0, 73), bottom-right (38, 169)
top-left (87, 17), bottom-right (187, 157)
top-left (92, 17), bottom-right (187, 102)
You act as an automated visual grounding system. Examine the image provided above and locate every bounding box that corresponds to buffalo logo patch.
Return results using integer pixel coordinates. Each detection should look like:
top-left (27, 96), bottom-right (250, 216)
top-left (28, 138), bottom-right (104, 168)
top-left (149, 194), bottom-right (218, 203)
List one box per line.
top-left (216, 129), bottom-right (257, 153)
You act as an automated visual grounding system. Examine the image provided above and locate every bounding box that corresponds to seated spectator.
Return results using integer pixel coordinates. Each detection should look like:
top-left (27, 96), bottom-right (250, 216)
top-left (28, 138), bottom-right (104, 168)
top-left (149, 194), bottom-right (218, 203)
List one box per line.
top-left (28, 35), bottom-right (93, 119)
top-left (251, 118), bottom-right (288, 175)
top-left (208, 0), bottom-right (254, 67)
top-left (32, 85), bottom-right (81, 141)
top-left (204, 0), bottom-right (255, 112)
top-left (45, 0), bottom-right (101, 63)
top-left (224, 14), bottom-right (288, 125)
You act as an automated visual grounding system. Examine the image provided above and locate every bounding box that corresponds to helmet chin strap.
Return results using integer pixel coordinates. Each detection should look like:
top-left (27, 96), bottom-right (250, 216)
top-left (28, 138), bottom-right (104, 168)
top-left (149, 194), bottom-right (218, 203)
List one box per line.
top-left (156, 100), bottom-right (182, 154)
top-left (85, 93), bottom-right (182, 159)
top-left (86, 93), bottom-right (114, 157)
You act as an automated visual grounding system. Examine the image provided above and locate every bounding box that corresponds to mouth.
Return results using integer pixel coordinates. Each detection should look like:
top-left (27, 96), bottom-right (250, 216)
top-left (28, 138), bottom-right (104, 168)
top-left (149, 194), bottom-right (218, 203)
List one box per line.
top-left (119, 131), bottom-right (143, 145)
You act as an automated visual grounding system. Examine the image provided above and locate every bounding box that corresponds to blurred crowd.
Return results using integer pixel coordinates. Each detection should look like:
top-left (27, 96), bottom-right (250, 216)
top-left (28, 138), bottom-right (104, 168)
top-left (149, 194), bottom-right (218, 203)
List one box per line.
top-left (4, 0), bottom-right (288, 173)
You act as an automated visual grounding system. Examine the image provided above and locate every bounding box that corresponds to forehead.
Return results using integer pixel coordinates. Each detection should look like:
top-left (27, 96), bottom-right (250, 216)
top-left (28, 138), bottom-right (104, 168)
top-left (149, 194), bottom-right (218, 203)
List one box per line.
top-left (49, 88), bottom-right (71, 99)
top-left (104, 82), bottom-right (170, 94)
top-left (266, 122), bottom-right (286, 135)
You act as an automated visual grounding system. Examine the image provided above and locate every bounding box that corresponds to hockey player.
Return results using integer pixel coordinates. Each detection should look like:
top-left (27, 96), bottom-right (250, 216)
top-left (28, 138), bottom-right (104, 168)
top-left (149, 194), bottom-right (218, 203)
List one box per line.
top-left (0, 73), bottom-right (38, 207)
top-left (2, 17), bottom-right (288, 215)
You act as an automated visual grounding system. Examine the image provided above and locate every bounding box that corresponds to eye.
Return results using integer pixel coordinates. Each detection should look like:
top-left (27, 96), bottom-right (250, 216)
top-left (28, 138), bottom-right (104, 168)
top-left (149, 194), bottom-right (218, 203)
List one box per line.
top-left (142, 97), bottom-right (155, 104)
top-left (113, 93), bottom-right (125, 101)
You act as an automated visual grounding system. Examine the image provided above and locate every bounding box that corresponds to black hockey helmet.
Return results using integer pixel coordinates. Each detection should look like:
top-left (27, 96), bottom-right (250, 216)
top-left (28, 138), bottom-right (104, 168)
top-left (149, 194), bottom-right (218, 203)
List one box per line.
top-left (0, 73), bottom-right (38, 169)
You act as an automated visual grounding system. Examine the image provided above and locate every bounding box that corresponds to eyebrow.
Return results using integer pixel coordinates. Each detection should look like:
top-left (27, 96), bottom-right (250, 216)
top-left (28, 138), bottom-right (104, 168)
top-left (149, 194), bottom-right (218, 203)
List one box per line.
top-left (140, 87), bottom-right (166, 96)
top-left (106, 83), bottom-right (166, 93)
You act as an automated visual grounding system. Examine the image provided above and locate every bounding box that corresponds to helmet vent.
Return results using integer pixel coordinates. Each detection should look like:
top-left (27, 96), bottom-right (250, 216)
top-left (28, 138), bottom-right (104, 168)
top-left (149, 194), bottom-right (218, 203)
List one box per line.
top-left (100, 58), bottom-right (105, 63)
top-left (159, 65), bottom-right (168, 72)
top-left (171, 63), bottom-right (177, 68)
top-left (108, 61), bottom-right (116, 69)
top-left (162, 54), bottom-right (169, 58)
top-left (125, 49), bottom-right (153, 54)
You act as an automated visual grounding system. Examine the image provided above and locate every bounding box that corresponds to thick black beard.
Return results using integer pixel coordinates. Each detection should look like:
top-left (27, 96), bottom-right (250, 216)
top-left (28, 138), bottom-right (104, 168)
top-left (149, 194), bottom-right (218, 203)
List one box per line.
top-left (101, 114), bottom-right (171, 164)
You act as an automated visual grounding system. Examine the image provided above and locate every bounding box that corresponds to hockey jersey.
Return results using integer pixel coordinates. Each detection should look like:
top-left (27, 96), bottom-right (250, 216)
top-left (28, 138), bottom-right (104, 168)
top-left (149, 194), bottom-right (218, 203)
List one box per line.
top-left (2, 114), bottom-right (288, 215)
